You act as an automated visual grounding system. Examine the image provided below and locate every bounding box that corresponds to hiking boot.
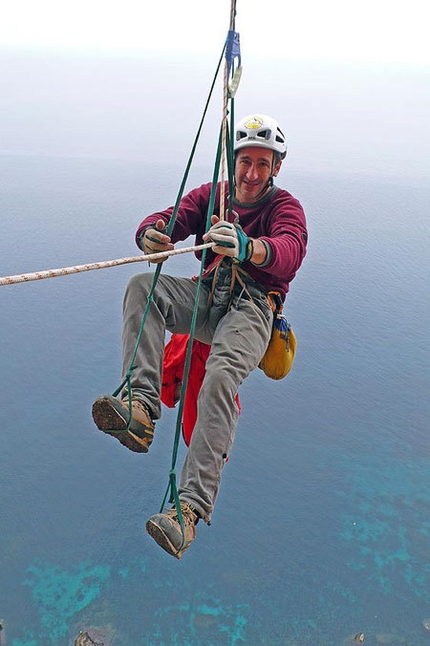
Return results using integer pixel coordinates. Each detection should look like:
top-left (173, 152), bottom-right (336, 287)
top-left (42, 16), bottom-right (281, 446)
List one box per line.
top-left (92, 394), bottom-right (154, 453)
top-left (146, 502), bottom-right (199, 559)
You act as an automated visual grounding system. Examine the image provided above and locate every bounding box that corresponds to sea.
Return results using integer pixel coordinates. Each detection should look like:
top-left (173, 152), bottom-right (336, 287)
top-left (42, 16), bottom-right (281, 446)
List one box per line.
top-left (0, 55), bottom-right (429, 646)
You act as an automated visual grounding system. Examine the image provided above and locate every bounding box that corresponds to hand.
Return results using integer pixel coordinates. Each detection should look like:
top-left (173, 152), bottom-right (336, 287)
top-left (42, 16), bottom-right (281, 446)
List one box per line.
top-left (142, 219), bottom-right (174, 263)
top-left (203, 215), bottom-right (253, 262)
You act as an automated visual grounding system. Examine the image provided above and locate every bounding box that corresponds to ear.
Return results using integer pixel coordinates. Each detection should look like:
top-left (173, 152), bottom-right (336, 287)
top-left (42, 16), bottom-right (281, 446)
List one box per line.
top-left (272, 161), bottom-right (282, 177)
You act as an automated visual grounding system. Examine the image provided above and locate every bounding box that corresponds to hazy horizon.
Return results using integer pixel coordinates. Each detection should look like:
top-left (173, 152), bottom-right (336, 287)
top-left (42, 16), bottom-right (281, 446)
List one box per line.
top-left (1, 46), bottom-right (429, 182)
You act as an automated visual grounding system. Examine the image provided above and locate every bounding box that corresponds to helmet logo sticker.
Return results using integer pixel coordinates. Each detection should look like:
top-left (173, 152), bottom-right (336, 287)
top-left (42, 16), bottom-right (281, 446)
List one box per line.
top-left (244, 116), bottom-right (263, 130)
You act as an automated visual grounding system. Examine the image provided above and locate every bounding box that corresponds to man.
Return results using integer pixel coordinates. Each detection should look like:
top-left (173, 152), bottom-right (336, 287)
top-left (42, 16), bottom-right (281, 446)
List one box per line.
top-left (92, 114), bottom-right (308, 558)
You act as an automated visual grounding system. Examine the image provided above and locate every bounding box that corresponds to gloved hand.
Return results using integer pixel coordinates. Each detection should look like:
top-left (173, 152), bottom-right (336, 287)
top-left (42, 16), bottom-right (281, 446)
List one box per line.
top-left (141, 219), bottom-right (174, 263)
top-left (203, 215), bottom-right (253, 262)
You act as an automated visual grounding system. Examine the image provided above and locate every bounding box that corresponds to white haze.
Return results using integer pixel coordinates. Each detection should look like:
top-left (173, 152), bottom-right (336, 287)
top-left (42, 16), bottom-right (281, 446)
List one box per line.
top-left (1, 48), bottom-right (429, 181)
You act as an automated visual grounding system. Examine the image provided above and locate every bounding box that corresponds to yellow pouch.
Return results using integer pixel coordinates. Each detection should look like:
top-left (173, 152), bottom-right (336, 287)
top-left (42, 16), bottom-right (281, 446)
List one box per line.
top-left (259, 292), bottom-right (297, 380)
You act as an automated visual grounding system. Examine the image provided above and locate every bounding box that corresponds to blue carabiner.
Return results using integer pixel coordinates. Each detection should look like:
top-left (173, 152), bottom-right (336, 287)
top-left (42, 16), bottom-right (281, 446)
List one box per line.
top-left (225, 30), bottom-right (241, 80)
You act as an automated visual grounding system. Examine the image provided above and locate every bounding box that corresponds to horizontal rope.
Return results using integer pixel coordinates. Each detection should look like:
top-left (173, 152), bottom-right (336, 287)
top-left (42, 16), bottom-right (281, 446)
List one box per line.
top-left (0, 242), bottom-right (214, 286)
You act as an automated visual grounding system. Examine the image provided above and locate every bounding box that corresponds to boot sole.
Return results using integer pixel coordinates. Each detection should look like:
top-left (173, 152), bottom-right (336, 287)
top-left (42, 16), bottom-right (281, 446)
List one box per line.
top-left (145, 518), bottom-right (186, 559)
top-left (92, 395), bottom-right (152, 453)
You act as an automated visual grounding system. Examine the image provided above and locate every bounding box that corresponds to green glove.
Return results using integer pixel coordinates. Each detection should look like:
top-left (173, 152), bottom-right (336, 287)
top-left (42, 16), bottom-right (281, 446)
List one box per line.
top-left (205, 220), bottom-right (253, 262)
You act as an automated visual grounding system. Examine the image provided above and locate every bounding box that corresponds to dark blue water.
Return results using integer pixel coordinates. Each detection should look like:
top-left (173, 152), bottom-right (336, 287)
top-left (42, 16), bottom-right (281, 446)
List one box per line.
top-left (1, 154), bottom-right (429, 645)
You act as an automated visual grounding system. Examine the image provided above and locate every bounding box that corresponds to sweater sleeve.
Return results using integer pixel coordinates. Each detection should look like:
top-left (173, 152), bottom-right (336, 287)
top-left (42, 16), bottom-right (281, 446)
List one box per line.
top-left (237, 189), bottom-right (307, 297)
top-left (258, 195), bottom-right (308, 281)
top-left (135, 183), bottom-right (213, 250)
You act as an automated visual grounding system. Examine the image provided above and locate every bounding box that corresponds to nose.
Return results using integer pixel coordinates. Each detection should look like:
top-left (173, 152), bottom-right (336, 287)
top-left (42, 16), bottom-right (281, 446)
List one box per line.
top-left (245, 163), bottom-right (258, 181)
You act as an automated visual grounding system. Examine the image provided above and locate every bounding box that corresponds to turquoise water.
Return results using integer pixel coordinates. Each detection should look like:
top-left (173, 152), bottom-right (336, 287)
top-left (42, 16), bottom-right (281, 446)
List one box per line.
top-left (0, 154), bottom-right (429, 645)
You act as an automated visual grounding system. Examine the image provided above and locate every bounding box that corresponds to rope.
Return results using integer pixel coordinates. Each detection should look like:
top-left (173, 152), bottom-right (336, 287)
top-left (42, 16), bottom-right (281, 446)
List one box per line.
top-left (0, 244), bottom-right (214, 287)
top-left (112, 8), bottom-right (237, 453)
top-left (111, 43), bottom-right (227, 405)
top-left (160, 124), bottom-right (225, 520)
top-left (220, 62), bottom-right (229, 219)
top-left (157, 1), bottom-right (241, 552)
top-left (220, 0), bottom-right (239, 219)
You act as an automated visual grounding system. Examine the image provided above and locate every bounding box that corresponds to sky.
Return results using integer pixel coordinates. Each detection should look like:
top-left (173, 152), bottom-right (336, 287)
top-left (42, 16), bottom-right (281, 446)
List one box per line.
top-left (1, 0), bottom-right (429, 179)
top-left (1, 0), bottom-right (429, 66)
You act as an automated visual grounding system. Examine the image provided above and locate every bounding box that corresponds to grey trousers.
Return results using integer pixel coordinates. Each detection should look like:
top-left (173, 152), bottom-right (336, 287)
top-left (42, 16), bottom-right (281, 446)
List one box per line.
top-left (122, 266), bottom-right (273, 522)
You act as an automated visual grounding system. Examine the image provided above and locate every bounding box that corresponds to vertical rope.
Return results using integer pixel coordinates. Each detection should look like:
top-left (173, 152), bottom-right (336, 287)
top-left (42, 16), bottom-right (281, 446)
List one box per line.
top-left (160, 128), bottom-right (226, 550)
top-left (159, 1), bottom-right (241, 551)
top-left (112, 43), bottom-right (227, 406)
top-left (219, 0), bottom-right (237, 220)
top-left (114, 0), bottom-right (242, 555)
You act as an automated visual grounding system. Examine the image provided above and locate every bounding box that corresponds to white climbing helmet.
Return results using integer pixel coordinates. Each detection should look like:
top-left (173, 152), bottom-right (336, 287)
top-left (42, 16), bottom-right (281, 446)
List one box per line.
top-left (234, 114), bottom-right (287, 159)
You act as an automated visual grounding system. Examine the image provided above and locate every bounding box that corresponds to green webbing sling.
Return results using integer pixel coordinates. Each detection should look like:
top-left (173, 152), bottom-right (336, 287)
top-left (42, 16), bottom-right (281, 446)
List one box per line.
top-left (112, 17), bottom-right (239, 551)
top-left (111, 41), bottom-right (227, 403)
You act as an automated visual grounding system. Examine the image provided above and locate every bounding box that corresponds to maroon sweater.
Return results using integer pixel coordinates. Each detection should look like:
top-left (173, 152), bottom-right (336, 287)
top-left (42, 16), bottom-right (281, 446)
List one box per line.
top-left (135, 182), bottom-right (307, 300)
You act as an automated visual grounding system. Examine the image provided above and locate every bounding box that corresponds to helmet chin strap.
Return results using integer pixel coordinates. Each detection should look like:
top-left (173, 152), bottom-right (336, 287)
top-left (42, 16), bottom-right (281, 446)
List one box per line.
top-left (253, 175), bottom-right (274, 200)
